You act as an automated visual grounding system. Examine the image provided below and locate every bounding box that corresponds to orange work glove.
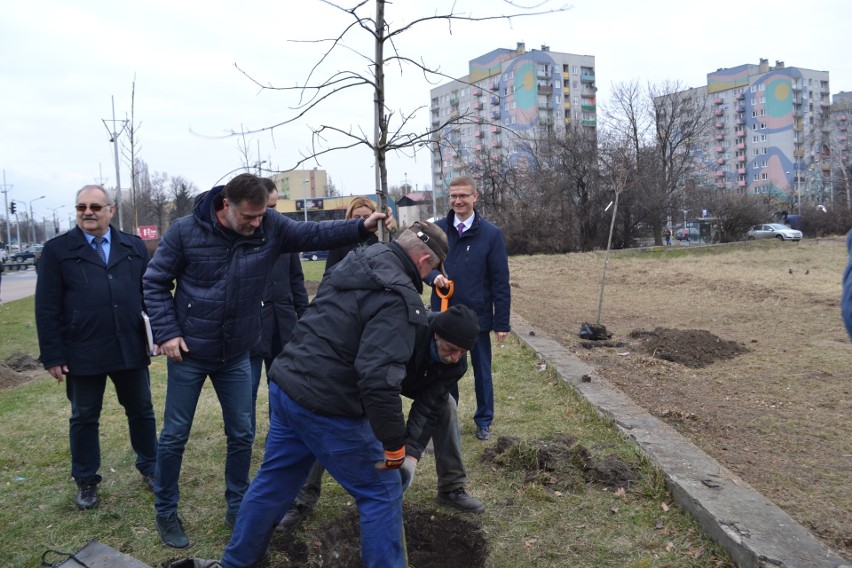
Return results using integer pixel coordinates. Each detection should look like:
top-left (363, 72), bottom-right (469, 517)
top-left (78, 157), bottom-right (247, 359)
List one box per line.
top-left (375, 446), bottom-right (406, 470)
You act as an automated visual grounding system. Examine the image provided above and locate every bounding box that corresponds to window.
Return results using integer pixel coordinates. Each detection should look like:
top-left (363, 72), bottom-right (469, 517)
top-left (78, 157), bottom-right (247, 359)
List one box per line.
top-left (761, 173), bottom-right (768, 180)
top-left (761, 147), bottom-right (768, 154)
top-left (572, 66), bottom-right (578, 75)
top-left (753, 162), bottom-right (759, 168)
top-left (752, 111), bottom-right (757, 117)
top-left (752, 135), bottom-right (759, 143)
top-left (761, 160), bottom-right (768, 167)
top-left (753, 174), bottom-right (759, 181)
top-left (751, 85), bottom-right (757, 93)
top-left (760, 134), bottom-right (767, 141)
top-left (760, 96), bottom-right (766, 103)
top-left (759, 84), bottom-right (766, 91)
top-left (760, 123), bottom-right (766, 130)
top-left (752, 149), bottom-right (759, 156)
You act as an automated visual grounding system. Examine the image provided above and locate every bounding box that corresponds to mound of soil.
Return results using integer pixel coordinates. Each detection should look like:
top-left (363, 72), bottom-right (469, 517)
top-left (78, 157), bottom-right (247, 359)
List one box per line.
top-left (267, 505), bottom-right (487, 567)
top-left (0, 352), bottom-right (42, 391)
top-left (629, 327), bottom-right (749, 368)
top-left (482, 435), bottom-right (637, 492)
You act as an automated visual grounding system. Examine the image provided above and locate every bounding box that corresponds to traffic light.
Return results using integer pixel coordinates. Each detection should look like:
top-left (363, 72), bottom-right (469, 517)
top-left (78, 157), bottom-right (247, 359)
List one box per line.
top-left (9, 202), bottom-right (15, 215)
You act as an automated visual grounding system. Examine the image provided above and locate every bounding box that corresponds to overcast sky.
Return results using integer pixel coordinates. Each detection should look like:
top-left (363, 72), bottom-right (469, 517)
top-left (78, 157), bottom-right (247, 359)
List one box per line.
top-left (2, 0), bottom-right (849, 230)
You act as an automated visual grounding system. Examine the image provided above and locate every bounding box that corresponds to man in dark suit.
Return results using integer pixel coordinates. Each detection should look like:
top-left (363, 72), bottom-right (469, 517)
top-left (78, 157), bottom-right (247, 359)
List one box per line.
top-left (35, 185), bottom-right (157, 510)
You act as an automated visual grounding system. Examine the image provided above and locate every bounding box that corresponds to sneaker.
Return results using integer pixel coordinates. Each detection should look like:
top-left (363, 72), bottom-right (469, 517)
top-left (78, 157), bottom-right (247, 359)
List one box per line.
top-left (476, 426), bottom-right (491, 441)
top-left (437, 488), bottom-right (485, 514)
top-left (224, 511), bottom-right (237, 529)
top-left (275, 502), bottom-right (312, 531)
top-left (75, 481), bottom-right (100, 510)
top-left (156, 512), bottom-right (189, 549)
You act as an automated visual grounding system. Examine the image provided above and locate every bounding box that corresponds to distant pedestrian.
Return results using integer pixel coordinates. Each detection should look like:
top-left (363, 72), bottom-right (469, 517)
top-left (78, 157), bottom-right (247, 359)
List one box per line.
top-left (35, 185), bottom-right (157, 511)
top-left (664, 227), bottom-right (672, 246)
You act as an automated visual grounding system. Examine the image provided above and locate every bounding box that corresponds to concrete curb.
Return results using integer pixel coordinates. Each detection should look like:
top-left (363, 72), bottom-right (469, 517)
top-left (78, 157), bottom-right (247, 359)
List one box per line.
top-left (511, 314), bottom-right (849, 568)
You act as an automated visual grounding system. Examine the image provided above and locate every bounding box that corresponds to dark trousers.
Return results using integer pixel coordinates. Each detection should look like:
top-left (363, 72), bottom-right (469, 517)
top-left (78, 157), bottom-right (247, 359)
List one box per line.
top-left (450, 331), bottom-right (494, 428)
top-left (65, 368), bottom-right (157, 483)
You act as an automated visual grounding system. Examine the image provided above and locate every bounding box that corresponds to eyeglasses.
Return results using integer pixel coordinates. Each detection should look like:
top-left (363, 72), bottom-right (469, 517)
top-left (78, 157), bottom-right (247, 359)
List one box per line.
top-left (75, 203), bottom-right (110, 212)
top-left (448, 192), bottom-right (474, 201)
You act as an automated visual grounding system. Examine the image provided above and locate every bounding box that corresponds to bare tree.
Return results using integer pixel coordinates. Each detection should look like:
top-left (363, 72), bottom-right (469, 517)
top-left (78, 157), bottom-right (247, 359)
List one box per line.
top-left (226, 0), bottom-right (568, 241)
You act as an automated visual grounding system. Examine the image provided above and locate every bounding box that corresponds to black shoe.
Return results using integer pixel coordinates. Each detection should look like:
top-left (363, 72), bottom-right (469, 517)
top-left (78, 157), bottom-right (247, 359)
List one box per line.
top-left (275, 502), bottom-right (312, 531)
top-left (224, 511), bottom-right (237, 529)
top-left (476, 426), bottom-right (491, 441)
top-left (437, 488), bottom-right (485, 514)
top-left (156, 512), bottom-right (189, 549)
top-left (75, 481), bottom-right (100, 510)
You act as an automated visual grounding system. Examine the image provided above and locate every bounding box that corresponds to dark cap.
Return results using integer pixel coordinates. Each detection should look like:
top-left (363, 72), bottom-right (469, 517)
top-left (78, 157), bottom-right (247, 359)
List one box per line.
top-left (431, 305), bottom-right (480, 351)
top-left (409, 220), bottom-right (448, 276)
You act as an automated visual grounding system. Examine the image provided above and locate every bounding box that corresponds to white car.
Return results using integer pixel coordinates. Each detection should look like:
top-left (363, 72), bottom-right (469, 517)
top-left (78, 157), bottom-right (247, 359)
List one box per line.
top-left (746, 223), bottom-right (802, 241)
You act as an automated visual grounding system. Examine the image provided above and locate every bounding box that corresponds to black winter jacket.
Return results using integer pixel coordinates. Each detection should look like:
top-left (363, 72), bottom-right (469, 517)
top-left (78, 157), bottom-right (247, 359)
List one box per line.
top-left (250, 253), bottom-right (308, 360)
top-left (143, 186), bottom-right (366, 362)
top-left (36, 226), bottom-right (151, 375)
top-left (400, 312), bottom-right (468, 460)
top-left (270, 241), bottom-right (429, 451)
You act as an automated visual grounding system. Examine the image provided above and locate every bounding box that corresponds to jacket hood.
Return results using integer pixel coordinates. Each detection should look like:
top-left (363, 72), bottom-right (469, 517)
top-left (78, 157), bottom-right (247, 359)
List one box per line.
top-left (193, 185), bottom-right (225, 227)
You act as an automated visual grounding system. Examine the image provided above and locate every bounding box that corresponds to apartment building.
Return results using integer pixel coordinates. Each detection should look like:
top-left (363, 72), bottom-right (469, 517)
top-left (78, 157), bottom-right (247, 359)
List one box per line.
top-left (429, 43), bottom-right (596, 191)
top-left (681, 59), bottom-right (831, 206)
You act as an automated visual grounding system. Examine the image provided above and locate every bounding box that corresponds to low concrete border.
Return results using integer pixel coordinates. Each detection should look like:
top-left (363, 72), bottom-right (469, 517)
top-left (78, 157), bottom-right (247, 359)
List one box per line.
top-left (511, 314), bottom-right (849, 568)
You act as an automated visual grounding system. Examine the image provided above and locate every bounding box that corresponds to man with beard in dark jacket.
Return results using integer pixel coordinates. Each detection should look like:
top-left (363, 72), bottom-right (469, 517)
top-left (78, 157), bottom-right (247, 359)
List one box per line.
top-left (143, 173), bottom-right (391, 549)
top-left (277, 304), bottom-right (485, 532)
top-left (220, 221), bottom-right (448, 568)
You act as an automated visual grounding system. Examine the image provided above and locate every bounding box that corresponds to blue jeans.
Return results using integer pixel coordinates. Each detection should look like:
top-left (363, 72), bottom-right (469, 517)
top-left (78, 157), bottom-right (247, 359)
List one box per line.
top-left (450, 331), bottom-right (494, 429)
top-left (65, 368), bottom-right (157, 482)
top-left (249, 354), bottom-right (274, 438)
top-left (154, 354), bottom-right (254, 518)
top-left (222, 383), bottom-right (406, 568)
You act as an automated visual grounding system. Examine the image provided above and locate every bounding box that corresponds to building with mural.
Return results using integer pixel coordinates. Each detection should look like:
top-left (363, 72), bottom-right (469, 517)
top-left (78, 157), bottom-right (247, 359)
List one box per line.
top-left (676, 59), bottom-right (831, 206)
top-left (269, 168), bottom-right (329, 202)
top-left (429, 43), bottom-right (596, 192)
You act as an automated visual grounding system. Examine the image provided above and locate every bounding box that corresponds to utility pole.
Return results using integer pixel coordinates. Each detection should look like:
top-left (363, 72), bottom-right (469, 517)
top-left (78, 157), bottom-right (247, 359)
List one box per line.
top-left (1, 170), bottom-right (11, 254)
top-left (102, 96), bottom-right (128, 231)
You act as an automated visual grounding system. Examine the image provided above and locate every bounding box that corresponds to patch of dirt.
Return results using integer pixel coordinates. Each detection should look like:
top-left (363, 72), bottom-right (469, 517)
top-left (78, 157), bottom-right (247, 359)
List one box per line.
top-left (0, 352), bottom-right (42, 390)
top-left (304, 280), bottom-right (320, 297)
top-left (266, 505), bottom-right (487, 567)
top-left (482, 435), bottom-right (637, 492)
top-left (509, 243), bottom-right (852, 560)
top-left (629, 327), bottom-right (749, 368)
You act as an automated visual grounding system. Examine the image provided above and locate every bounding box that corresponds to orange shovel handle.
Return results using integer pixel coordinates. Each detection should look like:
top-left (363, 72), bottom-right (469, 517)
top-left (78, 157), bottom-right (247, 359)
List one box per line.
top-left (435, 280), bottom-right (454, 312)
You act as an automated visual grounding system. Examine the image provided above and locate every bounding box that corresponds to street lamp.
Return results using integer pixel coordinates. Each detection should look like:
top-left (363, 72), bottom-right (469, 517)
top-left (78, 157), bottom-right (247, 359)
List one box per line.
top-left (302, 178), bottom-right (310, 223)
top-left (29, 195), bottom-right (45, 244)
top-left (50, 205), bottom-right (65, 237)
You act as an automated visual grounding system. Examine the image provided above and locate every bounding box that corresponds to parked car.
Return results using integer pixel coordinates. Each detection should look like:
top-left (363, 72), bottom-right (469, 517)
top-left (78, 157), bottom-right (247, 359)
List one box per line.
top-left (300, 250), bottom-right (328, 261)
top-left (676, 227), bottom-right (700, 241)
top-left (746, 224), bottom-right (802, 241)
top-left (12, 245), bottom-right (43, 263)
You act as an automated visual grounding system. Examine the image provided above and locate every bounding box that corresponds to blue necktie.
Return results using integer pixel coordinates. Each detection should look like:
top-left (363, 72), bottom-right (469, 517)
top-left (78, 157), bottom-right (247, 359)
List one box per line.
top-left (93, 236), bottom-right (107, 264)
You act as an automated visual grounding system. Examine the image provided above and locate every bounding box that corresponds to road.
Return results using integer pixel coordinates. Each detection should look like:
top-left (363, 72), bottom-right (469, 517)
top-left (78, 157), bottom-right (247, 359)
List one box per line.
top-left (0, 267), bottom-right (37, 303)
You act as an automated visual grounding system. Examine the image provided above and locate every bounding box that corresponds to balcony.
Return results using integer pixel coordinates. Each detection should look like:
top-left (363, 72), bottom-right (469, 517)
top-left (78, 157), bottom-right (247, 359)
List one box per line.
top-left (737, 155), bottom-right (746, 163)
top-left (472, 87), bottom-right (481, 96)
top-left (736, 129), bottom-right (745, 137)
top-left (794, 149), bottom-right (804, 157)
top-left (714, 109), bottom-right (724, 116)
top-left (537, 67), bottom-right (550, 79)
top-left (472, 102), bottom-right (481, 110)
top-left (792, 83), bottom-right (801, 92)
top-left (822, 162), bottom-right (831, 172)
top-left (716, 170), bottom-right (725, 177)
top-left (474, 130), bottom-right (483, 138)
top-left (715, 122), bottom-right (724, 129)
top-left (736, 118), bottom-right (745, 125)
top-left (841, 124), bottom-right (848, 131)
top-left (474, 144), bottom-right (482, 151)
top-left (449, 97), bottom-right (459, 107)
top-left (714, 97), bottom-right (723, 105)
top-left (737, 143), bottom-right (745, 150)
top-left (715, 146), bottom-right (724, 153)
top-left (491, 125), bottom-right (501, 134)
top-left (715, 134), bottom-right (724, 141)
top-left (717, 182), bottom-right (726, 189)
top-left (491, 139), bottom-right (502, 148)
top-left (537, 84), bottom-right (554, 95)
top-left (581, 90), bottom-right (596, 99)
top-left (738, 167), bottom-right (746, 175)
top-left (450, 110), bottom-right (459, 119)
top-left (581, 72), bottom-right (595, 82)
top-left (491, 110), bottom-right (500, 119)
top-left (490, 96), bottom-right (500, 106)
top-left (793, 120), bottom-right (803, 130)
top-left (716, 158), bottom-right (725, 165)
top-left (793, 110), bottom-right (803, 118)
top-left (581, 104), bottom-right (596, 112)
top-left (736, 93), bottom-right (745, 100)
top-left (581, 119), bottom-right (597, 127)
top-left (737, 104), bottom-right (745, 112)
top-left (841, 114), bottom-right (848, 121)
top-left (738, 180), bottom-right (747, 188)
top-left (841, 135), bottom-right (848, 142)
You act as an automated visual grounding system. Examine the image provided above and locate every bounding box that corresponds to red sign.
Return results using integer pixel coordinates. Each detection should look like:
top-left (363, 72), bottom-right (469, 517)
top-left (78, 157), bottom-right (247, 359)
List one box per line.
top-left (138, 225), bottom-right (158, 240)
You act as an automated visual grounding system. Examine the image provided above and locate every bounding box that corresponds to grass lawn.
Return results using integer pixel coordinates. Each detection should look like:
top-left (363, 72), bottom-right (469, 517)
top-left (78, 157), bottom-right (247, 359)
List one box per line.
top-left (0, 278), bottom-right (732, 567)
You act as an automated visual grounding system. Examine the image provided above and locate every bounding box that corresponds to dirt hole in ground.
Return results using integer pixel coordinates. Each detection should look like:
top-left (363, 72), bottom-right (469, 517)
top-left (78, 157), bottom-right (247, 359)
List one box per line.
top-left (482, 435), bottom-right (638, 493)
top-left (0, 352), bottom-right (41, 390)
top-left (267, 505), bottom-right (487, 567)
top-left (580, 328), bottom-right (748, 368)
